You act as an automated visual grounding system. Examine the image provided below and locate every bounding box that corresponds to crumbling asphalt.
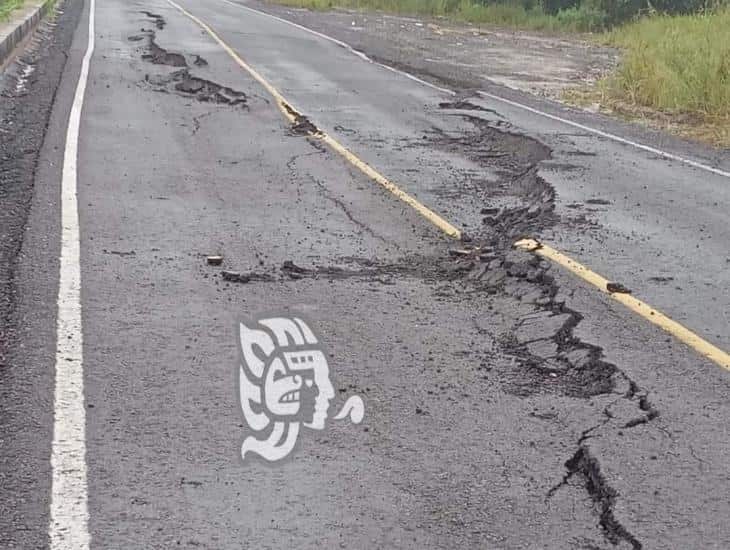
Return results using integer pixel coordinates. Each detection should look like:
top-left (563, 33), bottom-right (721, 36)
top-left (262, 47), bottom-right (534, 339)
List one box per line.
top-left (0, 0), bottom-right (728, 548)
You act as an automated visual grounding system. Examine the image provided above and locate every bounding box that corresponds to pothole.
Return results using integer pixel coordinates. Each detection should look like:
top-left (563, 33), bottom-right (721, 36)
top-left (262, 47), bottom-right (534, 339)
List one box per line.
top-left (145, 70), bottom-right (248, 106)
top-left (134, 28), bottom-right (247, 107)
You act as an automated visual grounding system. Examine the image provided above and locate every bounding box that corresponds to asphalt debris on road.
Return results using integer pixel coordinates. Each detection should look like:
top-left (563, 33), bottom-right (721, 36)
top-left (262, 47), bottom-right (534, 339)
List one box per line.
top-left (206, 255), bottom-right (223, 266)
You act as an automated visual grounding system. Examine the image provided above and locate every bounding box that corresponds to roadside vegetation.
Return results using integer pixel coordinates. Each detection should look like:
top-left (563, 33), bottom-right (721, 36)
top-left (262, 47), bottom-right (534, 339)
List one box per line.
top-left (597, 8), bottom-right (730, 144)
top-left (270, 0), bottom-right (729, 32)
top-left (0, 0), bottom-right (24, 21)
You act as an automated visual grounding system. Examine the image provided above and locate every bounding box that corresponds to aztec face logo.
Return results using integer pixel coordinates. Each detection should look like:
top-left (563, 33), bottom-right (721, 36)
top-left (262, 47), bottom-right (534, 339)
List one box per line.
top-left (236, 315), bottom-right (364, 463)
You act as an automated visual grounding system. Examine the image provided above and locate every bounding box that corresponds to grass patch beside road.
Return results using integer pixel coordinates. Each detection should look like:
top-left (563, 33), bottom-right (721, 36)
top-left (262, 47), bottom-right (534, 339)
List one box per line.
top-left (603, 9), bottom-right (730, 118)
top-left (573, 8), bottom-right (730, 146)
top-left (0, 0), bottom-right (24, 21)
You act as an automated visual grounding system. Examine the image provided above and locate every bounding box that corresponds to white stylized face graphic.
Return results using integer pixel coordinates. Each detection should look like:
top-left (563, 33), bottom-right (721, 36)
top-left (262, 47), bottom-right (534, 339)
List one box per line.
top-left (262, 350), bottom-right (335, 427)
top-left (237, 315), bottom-right (362, 463)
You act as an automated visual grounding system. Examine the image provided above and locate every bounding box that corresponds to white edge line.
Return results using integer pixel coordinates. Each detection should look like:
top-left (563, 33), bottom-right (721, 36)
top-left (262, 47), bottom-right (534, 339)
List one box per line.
top-left (49, 0), bottom-right (94, 547)
top-left (223, 0), bottom-right (730, 180)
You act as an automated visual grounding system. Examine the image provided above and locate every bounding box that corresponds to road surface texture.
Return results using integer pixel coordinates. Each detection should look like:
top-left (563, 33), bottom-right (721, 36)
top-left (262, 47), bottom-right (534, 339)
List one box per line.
top-left (0, 0), bottom-right (728, 549)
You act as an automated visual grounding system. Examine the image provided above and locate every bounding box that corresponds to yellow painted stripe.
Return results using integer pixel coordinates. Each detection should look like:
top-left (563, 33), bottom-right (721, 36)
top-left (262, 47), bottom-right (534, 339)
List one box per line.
top-left (514, 238), bottom-right (730, 371)
top-left (164, 0), bottom-right (462, 240)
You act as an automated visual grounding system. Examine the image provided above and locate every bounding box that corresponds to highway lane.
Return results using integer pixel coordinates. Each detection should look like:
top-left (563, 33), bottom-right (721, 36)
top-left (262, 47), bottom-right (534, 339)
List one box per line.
top-left (0, 0), bottom-right (728, 548)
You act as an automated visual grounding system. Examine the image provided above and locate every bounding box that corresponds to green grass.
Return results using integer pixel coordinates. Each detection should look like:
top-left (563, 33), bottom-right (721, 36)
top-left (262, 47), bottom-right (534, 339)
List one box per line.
top-left (0, 0), bottom-right (24, 21)
top-left (602, 9), bottom-right (730, 117)
top-left (598, 8), bottom-right (730, 143)
top-left (268, 0), bottom-right (593, 32)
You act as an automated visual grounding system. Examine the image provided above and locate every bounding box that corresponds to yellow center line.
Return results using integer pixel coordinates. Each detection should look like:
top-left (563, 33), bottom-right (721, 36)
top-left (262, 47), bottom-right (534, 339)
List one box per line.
top-left (164, 0), bottom-right (462, 240)
top-left (515, 239), bottom-right (730, 371)
top-left (164, 0), bottom-right (729, 372)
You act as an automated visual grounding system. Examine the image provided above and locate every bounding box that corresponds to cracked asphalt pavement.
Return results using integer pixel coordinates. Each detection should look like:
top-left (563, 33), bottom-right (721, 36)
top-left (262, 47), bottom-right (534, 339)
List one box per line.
top-left (0, 0), bottom-right (728, 548)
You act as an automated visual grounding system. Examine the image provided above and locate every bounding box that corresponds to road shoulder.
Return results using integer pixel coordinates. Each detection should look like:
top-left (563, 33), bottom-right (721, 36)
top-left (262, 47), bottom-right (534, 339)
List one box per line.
top-left (0, 0), bottom-right (85, 546)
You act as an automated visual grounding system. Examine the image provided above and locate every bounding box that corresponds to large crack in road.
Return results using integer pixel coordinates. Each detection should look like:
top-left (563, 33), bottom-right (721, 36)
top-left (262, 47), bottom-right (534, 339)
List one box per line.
top-left (133, 16), bottom-right (658, 545)
top-left (183, 89), bottom-right (658, 544)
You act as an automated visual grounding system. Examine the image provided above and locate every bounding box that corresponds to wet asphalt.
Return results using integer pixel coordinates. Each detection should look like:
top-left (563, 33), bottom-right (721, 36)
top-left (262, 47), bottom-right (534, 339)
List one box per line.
top-left (0, 0), bottom-right (728, 548)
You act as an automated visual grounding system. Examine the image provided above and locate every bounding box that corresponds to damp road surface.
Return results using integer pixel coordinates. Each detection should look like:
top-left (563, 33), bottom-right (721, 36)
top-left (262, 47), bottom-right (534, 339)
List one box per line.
top-left (1, 0), bottom-right (729, 549)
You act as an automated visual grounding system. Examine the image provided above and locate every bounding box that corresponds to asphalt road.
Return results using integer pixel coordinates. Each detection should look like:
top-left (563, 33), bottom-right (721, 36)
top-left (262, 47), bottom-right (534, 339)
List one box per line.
top-left (0, 0), bottom-right (728, 548)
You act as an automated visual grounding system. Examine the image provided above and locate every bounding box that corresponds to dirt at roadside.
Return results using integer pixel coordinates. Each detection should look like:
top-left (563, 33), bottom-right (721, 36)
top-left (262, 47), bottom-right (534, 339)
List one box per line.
top-left (252, 1), bottom-right (618, 100)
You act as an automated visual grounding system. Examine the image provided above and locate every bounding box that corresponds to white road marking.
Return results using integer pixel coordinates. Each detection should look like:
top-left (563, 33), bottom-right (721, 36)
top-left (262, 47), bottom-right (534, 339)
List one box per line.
top-left (224, 0), bottom-right (730, 180)
top-left (49, 0), bottom-right (95, 547)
